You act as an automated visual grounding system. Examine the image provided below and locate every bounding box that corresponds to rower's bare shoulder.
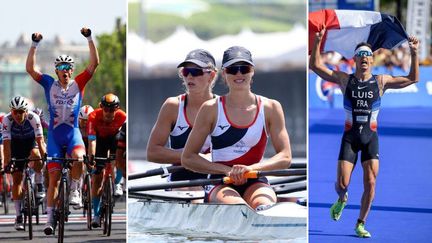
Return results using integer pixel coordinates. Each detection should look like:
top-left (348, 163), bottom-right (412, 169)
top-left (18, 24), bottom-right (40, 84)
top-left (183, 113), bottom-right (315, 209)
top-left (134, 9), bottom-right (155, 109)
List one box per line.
top-left (264, 98), bottom-right (283, 113)
top-left (201, 98), bottom-right (218, 110)
top-left (158, 96), bottom-right (180, 120)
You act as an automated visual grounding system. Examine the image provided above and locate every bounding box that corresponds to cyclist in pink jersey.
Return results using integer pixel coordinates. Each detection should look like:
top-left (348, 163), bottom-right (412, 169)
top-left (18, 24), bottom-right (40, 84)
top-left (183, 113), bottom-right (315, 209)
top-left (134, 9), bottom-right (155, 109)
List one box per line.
top-left (26, 27), bottom-right (99, 235)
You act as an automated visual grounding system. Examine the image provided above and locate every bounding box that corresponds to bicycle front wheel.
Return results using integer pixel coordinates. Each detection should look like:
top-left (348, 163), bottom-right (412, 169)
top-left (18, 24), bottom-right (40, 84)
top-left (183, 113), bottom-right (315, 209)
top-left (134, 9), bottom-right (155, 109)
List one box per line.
top-left (57, 180), bottom-right (67, 243)
top-left (2, 174), bottom-right (9, 215)
top-left (25, 178), bottom-right (33, 240)
top-left (103, 177), bottom-right (113, 236)
top-left (84, 174), bottom-right (92, 230)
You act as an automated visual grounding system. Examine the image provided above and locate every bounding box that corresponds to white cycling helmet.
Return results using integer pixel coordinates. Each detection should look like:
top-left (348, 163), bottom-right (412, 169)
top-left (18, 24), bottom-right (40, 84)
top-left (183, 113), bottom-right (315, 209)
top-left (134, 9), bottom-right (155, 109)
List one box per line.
top-left (54, 54), bottom-right (74, 67)
top-left (79, 105), bottom-right (94, 120)
top-left (9, 96), bottom-right (29, 111)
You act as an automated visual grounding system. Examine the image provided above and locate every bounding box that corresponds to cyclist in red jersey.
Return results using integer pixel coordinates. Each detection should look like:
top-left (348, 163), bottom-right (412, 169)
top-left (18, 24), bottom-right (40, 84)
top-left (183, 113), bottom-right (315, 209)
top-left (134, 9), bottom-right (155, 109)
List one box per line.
top-left (87, 93), bottom-right (126, 227)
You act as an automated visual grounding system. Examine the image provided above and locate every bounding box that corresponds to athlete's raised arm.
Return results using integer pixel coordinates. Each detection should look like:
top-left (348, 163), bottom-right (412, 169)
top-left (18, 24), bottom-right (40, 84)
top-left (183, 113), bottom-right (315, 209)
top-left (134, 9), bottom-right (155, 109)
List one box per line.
top-left (80, 27), bottom-right (100, 74)
top-left (26, 33), bottom-right (43, 80)
top-left (381, 36), bottom-right (420, 90)
top-left (309, 29), bottom-right (350, 86)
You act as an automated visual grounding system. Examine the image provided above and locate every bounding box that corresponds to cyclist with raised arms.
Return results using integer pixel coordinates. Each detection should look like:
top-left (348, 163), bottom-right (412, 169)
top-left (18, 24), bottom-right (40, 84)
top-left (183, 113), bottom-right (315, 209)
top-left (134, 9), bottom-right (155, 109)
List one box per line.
top-left (26, 27), bottom-right (99, 235)
top-left (2, 96), bottom-right (46, 231)
top-left (87, 93), bottom-right (126, 228)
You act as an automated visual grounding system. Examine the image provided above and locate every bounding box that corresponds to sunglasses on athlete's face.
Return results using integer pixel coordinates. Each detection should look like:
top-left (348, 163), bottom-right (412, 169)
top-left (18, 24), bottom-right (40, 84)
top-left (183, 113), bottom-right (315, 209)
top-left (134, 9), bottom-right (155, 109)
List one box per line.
top-left (12, 109), bottom-right (26, 115)
top-left (355, 50), bottom-right (373, 57)
top-left (181, 67), bottom-right (211, 77)
top-left (102, 106), bottom-right (118, 113)
top-left (225, 65), bottom-right (253, 75)
top-left (56, 63), bottom-right (73, 71)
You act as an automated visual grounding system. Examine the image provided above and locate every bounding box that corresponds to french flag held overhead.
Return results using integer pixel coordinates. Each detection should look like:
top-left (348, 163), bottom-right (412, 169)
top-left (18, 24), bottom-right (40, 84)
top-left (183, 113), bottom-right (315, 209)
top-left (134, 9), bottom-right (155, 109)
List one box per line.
top-left (309, 9), bottom-right (408, 58)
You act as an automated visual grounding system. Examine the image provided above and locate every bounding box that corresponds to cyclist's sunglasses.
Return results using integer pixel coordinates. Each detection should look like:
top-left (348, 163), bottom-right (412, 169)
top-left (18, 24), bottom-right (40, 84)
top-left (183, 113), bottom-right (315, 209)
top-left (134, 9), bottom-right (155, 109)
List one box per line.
top-left (103, 106), bottom-right (118, 113)
top-left (12, 109), bottom-right (26, 115)
top-left (225, 65), bottom-right (253, 75)
top-left (181, 67), bottom-right (211, 77)
top-left (56, 63), bottom-right (73, 71)
top-left (355, 50), bottom-right (373, 57)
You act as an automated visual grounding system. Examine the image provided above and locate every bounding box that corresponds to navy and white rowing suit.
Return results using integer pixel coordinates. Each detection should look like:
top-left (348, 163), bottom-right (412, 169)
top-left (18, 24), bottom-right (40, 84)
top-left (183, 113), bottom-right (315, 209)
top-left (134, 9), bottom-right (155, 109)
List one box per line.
top-left (205, 95), bottom-right (270, 201)
top-left (168, 94), bottom-right (211, 181)
top-left (339, 74), bottom-right (381, 163)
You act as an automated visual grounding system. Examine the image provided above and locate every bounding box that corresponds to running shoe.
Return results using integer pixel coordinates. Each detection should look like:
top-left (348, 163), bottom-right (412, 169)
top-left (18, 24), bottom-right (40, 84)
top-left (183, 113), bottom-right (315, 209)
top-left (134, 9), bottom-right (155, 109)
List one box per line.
top-left (355, 222), bottom-right (371, 238)
top-left (91, 215), bottom-right (101, 228)
top-left (69, 189), bottom-right (81, 205)
top-left (330, 193), bottom-right (347, 221)
top-left (14, 215), bottom-right (25, 231)
top-left (44, 221), bottom-right (54, 235)
top-left (114, 184), bottom-right (123, 197)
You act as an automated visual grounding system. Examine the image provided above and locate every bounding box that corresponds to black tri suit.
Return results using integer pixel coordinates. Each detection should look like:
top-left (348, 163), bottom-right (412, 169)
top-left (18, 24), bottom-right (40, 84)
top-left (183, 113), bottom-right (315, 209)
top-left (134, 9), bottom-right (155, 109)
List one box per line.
top-left (338, 74), bottom-right (381, 163)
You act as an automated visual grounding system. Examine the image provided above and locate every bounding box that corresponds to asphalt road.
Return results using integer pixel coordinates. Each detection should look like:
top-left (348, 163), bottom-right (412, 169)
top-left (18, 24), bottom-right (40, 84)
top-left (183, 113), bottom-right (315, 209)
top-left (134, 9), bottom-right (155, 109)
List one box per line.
top-left (0, 194), bottom-right (126, 243)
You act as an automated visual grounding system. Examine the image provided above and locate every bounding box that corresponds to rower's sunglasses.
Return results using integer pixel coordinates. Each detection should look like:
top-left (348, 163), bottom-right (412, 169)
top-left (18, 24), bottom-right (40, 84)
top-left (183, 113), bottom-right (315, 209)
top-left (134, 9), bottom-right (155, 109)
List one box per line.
top-left (12, 109), bottom-right (26, 115)
top-left (355, 50), bottom-right (373, 57)
top-left (102, 106), bottom-right (119, 113)
top-left (56, 63), bottom-right (73, 71)
top-left (225, 65), bottom-right (253, 75)
top-left (181, 67), bottom-right (211, 77)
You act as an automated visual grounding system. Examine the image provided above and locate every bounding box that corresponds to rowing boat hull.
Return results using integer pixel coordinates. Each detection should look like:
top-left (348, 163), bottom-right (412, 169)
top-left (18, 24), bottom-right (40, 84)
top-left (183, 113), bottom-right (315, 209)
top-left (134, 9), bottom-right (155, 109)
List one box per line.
top-left (128, 199), bottom-right (306, 240)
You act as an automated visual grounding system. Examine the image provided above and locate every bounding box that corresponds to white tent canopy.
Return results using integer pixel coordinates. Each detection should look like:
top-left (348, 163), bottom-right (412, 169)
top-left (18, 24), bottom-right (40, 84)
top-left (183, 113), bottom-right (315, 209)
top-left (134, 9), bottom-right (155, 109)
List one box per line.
top-left (128, 25), bottom-right (306, 76)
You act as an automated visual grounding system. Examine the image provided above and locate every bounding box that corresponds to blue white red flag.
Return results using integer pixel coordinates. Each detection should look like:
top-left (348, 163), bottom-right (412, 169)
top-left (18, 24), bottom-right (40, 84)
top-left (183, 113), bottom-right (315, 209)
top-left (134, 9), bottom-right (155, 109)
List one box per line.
top-left (308, 9), bottom-right (408, 58)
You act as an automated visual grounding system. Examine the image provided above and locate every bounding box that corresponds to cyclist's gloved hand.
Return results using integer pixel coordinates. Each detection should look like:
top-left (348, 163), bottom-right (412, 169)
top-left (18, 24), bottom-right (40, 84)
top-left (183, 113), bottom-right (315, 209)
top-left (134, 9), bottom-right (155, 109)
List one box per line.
top-left (89, 155), bottom-right (95, 166)
top-left (4, 163), bottom-right (14, 174)
top-left (31, 33), bottom-right (43, 42)
top-left (81, 28), bottom-right (92, 37)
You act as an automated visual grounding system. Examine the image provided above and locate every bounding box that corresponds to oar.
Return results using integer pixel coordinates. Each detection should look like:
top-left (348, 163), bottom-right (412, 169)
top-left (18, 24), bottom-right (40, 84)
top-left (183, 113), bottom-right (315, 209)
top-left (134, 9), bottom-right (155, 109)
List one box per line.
top-left (129, 182), bottom-right (307, 201)
top-left (290, 162), bottom-right (306, 169)
top-left (273, 181), bottom-right (307, 194)
top-left (128, 163), bottom-right (306, 181)
top-left (268, 176), bottom-right (306, 185)
top-left (128, 169), bottom-right (306, 192)
top-left (128, 165), bottom-right (185, 180)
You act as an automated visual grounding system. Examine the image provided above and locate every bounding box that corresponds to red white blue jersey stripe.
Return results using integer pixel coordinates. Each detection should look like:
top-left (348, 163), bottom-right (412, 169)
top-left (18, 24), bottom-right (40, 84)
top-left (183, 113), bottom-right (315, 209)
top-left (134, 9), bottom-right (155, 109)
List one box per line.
top-left (169, 94), bottom-right (211, 153)
top-left (210, 95), bottom-right (268, 166)
top-left (36, 70), bottom-right (92, 129)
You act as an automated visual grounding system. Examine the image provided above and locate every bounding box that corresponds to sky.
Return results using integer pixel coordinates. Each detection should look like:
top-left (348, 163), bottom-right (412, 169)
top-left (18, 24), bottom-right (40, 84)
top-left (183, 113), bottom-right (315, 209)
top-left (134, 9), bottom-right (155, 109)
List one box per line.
top-left (0, 0), bottom-right (126, 44)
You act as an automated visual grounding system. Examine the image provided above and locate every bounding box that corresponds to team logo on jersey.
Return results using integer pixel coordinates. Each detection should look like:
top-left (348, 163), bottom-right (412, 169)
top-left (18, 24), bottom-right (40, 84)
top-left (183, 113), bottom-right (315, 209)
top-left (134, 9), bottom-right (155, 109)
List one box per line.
top-left (218, 125), bottom-right (229, 130)
top-left (233, 140), bottom-right (247, 154)
top-left (177, 125), bottom-right (188, 131)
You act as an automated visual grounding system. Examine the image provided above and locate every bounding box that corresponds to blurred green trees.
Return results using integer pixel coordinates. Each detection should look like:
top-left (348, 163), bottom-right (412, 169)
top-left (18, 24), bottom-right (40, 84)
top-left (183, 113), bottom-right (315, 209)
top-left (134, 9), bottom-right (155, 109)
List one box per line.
top-left (80, 18), bottom-right (126, 111)
top-left (129, 1), bottom-right (305, 42)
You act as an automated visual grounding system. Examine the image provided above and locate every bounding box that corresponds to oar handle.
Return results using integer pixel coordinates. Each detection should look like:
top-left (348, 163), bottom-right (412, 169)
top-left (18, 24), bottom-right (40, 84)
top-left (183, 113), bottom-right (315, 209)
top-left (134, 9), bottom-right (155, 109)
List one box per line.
top-left (222, 169), bottom-right (306, 184)
top-left (222, 171), bottom-right (259, 184)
